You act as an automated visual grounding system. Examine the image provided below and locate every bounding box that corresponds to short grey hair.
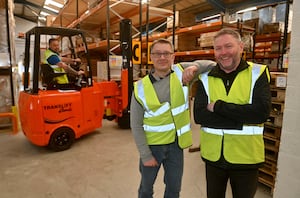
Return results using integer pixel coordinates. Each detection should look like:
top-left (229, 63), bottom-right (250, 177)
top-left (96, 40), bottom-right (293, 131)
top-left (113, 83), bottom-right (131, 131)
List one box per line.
top-left (150, 38), bottom-right (174, 53)
top-left (214, 28), bottom-right (242, 42)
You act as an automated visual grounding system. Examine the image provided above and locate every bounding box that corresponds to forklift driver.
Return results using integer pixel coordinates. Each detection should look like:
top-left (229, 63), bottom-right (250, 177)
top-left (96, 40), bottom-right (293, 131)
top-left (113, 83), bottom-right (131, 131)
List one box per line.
top-left (43, 38), bottom-right (85, 84)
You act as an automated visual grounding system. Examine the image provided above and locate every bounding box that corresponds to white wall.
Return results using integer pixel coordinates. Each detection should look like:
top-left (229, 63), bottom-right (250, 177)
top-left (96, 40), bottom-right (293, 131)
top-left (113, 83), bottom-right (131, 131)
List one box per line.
top-left (274, 0), bottom-right (300, 197)
top-left (14, 17), bottom-right (37, 69)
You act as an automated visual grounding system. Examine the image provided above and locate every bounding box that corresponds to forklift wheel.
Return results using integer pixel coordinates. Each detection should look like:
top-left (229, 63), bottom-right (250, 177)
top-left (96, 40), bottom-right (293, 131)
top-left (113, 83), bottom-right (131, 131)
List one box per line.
top-left (48, 127), bottom-right (75, 152)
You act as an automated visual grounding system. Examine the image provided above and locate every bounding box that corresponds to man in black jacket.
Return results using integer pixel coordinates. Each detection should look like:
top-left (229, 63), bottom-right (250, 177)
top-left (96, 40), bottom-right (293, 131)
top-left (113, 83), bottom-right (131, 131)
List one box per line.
top-left (193, 28), bottom-right (271, 198)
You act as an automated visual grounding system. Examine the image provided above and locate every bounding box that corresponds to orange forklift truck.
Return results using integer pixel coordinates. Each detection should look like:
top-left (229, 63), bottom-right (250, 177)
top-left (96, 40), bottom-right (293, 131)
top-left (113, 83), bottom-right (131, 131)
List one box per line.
top-left (18, 20), bottom-right (133, 151)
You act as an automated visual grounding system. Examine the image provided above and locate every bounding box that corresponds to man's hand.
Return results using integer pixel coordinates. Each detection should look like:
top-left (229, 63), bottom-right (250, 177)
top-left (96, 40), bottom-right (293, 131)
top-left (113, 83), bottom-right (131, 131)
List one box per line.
top-left (207, 102), bottom-right (215, 112)
top-left (143, 157), bottom-right (159, 167)
top-left (77, 70), bottom-right (85, 76)
top-left (74, 58), bottom-right (81, 63)
top-left (182, 65), bottom-right (198, 85)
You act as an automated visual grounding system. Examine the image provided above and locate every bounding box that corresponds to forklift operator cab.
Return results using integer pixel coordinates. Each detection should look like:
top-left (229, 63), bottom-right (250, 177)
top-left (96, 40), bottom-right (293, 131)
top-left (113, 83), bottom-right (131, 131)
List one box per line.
top-left (19, 25), bottom-right (132, 152)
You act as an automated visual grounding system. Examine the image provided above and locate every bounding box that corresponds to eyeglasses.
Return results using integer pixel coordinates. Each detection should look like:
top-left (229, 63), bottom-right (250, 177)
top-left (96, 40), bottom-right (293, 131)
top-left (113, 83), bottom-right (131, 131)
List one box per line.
top-left (151, 52), bottom-right (173, 58)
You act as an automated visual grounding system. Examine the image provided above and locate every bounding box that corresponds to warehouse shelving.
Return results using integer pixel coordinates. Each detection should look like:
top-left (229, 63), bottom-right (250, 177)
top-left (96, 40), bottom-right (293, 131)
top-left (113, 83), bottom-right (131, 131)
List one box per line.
top-left (252, 32), bottom-right (284, 70)
top-left (50, 0), bottom-right (173, 54)
top-left (50, 1), bottom-right (256, 62)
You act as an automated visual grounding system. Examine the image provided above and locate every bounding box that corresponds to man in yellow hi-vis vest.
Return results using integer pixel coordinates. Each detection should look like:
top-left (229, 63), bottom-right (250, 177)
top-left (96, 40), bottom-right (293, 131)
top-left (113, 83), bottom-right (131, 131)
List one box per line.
top-left (130, 38), bottom-right (216, 198)
top-left (194, 28), bottom-right (271, 198)
top-left (43, 38), bottom-right (84, 84)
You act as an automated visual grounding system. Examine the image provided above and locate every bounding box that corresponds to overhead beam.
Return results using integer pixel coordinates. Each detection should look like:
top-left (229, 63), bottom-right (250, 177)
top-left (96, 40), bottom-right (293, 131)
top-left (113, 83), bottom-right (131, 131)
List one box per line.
top-left (196, 0), bottom-right (288, 20)
top-left (181, 2), bottom-right (210, 13)
top-left (157, 0), bottom-right (182, 8)
top-left (206, 0), bottom-right (225, 12)
top-left (195, 9), bottom-right (223, 21)
top-left (226, 0), bottom-right (288, 14)
top-left (14, 0), bottom-right (58, 15)
top-left (14, 13), bottom-right (38, 23)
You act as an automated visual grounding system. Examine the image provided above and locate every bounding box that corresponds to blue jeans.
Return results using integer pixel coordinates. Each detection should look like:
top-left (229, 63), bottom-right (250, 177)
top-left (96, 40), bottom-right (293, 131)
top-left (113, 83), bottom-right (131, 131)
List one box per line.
top-left (138, 142), bottom-right (183, 198)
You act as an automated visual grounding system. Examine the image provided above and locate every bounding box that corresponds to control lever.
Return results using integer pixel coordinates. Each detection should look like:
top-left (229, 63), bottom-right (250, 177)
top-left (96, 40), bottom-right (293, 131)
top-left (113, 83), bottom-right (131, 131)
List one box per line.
top-left (75, 74), bottom-right (83, 88)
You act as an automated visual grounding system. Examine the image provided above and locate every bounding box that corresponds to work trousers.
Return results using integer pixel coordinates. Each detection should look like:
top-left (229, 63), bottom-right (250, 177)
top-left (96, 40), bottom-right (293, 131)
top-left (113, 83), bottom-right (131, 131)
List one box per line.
top-left (206, 163), bottom-right (258, 198)
top-left (138, 142), bottom-right (183, 198)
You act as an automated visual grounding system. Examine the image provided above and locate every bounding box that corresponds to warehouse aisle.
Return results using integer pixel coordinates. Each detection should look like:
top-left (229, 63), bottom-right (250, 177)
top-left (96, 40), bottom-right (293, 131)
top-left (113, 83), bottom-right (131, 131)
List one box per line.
top-left (0, 119), bottom-right (271, 198)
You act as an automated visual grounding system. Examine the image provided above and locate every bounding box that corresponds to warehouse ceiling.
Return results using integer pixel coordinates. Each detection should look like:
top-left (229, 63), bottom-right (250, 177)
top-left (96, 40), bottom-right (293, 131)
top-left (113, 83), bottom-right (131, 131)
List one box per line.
top-left (13, 0), bottom-right (288, 24)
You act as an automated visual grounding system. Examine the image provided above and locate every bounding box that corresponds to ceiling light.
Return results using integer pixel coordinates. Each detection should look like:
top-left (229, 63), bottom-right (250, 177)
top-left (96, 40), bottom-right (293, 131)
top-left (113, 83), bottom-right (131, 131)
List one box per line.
top-left (132, 0), bottom-right (149, 3)
top-left (40, 11), bottom-right (50, 16)
top-left (38, 16), bottom-right (46, 21)
top-left (201, 14), bottom-right (221, 21)
top-left (236, 7), bottom-right (257, 14)
top-left (45, 0), bottom-right (64, 8)
top-left (43, 5), bottom-right (59, 13)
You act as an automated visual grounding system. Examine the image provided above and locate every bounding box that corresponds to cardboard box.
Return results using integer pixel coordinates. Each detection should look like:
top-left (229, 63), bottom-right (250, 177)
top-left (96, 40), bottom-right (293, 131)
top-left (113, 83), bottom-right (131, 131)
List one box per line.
top-left (96, 61), bottom-right (122, 81)
top-left (109, 55), bottom-right (122, 67)
top-left (270, 72), bottom-right (287, 88)
top-left (198, 32), bottom-right (217, 48)
top-left (262, 22), bottom-right (284, 34)
top-left (243, 18), bottom-right (264, 34)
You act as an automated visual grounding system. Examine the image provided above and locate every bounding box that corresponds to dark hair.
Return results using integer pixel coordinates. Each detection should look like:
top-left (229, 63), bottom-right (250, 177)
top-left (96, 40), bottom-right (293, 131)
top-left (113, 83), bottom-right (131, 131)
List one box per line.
top-left (48, 38), bottom-right (59, 45)
top-left (150, 38), bottom-right (174, 53)
top-left (214, 28), bottom-right (242, 42)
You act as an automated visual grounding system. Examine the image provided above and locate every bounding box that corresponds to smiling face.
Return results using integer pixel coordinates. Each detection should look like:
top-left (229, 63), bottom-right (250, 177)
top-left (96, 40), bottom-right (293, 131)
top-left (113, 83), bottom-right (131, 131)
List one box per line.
top-left (150, 39), bottom-right (175, 75)
top-left (49, 39), bottom-right (60, 54)
top-left (214, 31), bottom-right (244, 73)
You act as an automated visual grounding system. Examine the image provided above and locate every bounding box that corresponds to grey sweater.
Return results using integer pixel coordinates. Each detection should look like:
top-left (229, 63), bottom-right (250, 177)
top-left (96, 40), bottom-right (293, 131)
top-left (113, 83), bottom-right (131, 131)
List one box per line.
top-left (130, 60), bottom-right (216, 163)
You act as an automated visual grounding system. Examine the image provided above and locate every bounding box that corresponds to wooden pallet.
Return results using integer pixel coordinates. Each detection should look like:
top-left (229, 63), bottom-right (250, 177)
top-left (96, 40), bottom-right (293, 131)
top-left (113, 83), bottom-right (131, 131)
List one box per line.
top-left (258, 177), bottom-right (275, 195)
top-left (258, 168), bottom-right (276, 193)
top-left (264, 124), bottom-right (282, 140)
top-left (266, 113), bottom-right (283, 127)
top-left (271, 101), bottom-right (285, 114)
top-left (262, 159), bottom-right (278, 174)
top-left (264, 135), bottom-right (280, 152)
top-left (265, 148), bottom-right (279, 162)
top-left (271, 88), bottom-right (286, 102)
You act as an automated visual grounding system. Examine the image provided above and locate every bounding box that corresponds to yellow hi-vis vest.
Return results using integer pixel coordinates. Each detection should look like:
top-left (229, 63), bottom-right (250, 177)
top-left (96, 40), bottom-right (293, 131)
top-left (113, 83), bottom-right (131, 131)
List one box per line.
top-left (43, 49), bottom-right (69, 84)
top-left (199, 62), bottom-right (270, 164)
top-left (134, 64), bottom-right (193, 149)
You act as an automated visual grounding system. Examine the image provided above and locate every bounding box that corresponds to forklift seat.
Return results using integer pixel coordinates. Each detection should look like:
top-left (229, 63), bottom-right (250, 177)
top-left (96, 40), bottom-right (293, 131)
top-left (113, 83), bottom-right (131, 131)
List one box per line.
top-left (40, 63), bottom-right (66, 87)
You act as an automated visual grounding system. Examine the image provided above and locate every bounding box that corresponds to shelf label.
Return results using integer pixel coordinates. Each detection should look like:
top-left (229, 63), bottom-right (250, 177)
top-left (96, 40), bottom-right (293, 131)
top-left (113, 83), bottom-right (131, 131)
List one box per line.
top-left (148, 42), bottom-right (153, 64)
top-left (132, 41), bottom-right (141, 64)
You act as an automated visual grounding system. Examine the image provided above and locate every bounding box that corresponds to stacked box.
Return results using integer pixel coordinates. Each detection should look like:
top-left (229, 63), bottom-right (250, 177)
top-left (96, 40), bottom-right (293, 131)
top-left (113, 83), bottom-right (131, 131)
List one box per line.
top-left (270, 41), bottom-right (283, 53)
top-left (96, 56), bottom-right (122, 81)
top-left (96, 61), bottom-right (122, 81)
top-left (177, 34), bottom-right (198, 51)
top-left (198, 32), bottom-right (217, 49)
top-left (179, 12), bottom-right (196, 28)
top-left (243, 18), bottom-right (264, 34)
top-left (270, 72), bottom-right (287, 88)
top-left (262, 22), bottom-right (284, 34)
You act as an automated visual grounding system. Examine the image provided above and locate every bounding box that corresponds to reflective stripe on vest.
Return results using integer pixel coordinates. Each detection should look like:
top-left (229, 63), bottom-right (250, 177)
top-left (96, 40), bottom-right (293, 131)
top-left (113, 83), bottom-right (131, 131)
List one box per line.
top-left (144, 123), bottom-right (175, 132)
top-left (202, 125), bottom-right (263, 135)
top-left (172, 65), bottom-right (189, 116)
top-left (177, 123), bottom-right (191, 136)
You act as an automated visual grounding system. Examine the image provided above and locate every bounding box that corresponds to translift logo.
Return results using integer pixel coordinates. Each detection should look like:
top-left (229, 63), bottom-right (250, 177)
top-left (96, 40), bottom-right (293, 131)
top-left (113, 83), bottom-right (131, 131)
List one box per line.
top-left (43, 103), bottom-right (72, 113)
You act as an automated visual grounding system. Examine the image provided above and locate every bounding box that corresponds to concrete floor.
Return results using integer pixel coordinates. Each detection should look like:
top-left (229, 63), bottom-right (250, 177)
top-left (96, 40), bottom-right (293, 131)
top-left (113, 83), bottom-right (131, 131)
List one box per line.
top-left (0, 118), bottom-right (273, 198)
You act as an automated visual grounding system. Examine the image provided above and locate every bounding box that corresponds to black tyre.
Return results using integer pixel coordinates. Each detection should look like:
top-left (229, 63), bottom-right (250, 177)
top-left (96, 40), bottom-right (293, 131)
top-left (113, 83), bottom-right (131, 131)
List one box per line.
top-left (118, 111), bottom-right (130, 129)
top-left (48, 127), bottom-right (75, 151)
